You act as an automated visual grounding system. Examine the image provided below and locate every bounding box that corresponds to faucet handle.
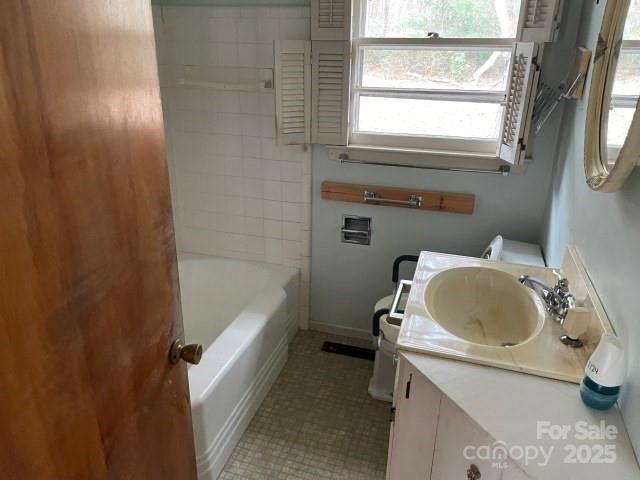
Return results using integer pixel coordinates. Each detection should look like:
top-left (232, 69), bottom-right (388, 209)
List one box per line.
top-left (552, 269), bottom-right (569, 291)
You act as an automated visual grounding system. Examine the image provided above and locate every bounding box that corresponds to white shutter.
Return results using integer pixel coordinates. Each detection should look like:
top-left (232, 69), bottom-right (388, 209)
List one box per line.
top-left (311, 41), bottom-right (350, 146)
top-left (498, 42), bottom-right (540, 165)
top-left (275, 40), bottom-right (311, 145)
top-left (311, 0), bottom-right (351, 40)
top-left (517, 0), bottom-right (562, 42)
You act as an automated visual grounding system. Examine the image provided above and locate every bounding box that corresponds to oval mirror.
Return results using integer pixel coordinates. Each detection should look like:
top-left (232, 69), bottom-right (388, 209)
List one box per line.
top-left (585, 0), bottom-right (640, 192)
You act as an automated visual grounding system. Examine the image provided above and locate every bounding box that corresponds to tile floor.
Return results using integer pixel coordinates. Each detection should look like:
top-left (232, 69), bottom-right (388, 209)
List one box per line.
top-left (219, 330), bottom-right (390, 480)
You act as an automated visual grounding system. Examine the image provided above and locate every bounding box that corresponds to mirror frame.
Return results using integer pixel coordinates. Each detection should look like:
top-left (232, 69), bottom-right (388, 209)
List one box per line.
top-left (585, 0), bottom-right (640, 192)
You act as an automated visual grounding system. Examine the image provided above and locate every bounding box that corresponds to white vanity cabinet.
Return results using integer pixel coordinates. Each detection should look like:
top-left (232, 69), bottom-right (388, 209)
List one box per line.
top-left (386, 355), bottom-right (441, 480)
top-left (387, 355), bottom-right (529, 480)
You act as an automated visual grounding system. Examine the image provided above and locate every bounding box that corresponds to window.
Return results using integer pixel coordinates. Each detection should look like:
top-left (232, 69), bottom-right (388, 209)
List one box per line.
top-left (349, 0), bottom-right (546, 161)
top-left (275, 0), bottom-right (562, 167)
top-left (606, 0), bottom-right (640, 163)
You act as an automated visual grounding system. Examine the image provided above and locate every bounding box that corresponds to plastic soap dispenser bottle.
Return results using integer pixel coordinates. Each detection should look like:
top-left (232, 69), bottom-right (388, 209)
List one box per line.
top-left (580, 334), bottom-right (625, 410)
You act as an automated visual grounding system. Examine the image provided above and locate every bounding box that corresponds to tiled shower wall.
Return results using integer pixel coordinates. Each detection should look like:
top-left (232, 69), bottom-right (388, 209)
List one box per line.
top-left (152, 5), bottom-right (311, 327)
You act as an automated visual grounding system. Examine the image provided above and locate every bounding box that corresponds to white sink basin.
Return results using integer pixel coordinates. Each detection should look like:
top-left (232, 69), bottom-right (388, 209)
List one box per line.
top-left (397, 250), bottom-right (614, 383)
top-left (424, 267), bottom-right (545, 347)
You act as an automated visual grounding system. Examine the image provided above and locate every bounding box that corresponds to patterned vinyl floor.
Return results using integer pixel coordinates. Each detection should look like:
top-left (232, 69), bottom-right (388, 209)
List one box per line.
top-left (218, 330), bottom-right (390, 480)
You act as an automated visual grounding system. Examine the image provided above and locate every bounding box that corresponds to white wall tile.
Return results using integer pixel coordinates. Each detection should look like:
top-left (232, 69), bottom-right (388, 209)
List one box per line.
top-left (283, 240), bottom-right (301, 260)
top-left (238, 44), bottom-right (258, 68)
top-left (218, 43), bottom-right (239, 67)
top-left (282, 182), bottom-right (302, 203)
top-left (256, 44), bottom-right (274, 68)
top-left (262, 160), bottom-right (281, 180)
top-left (209, 18), bottom-right (237, 43)
top-left (242, 136), bottom-right (261, 158)
top-left (221, 156), bottom-right (244, 177)
top-left (246, 236), bottom-right (266, 254)
top-left (264, 220), bottom-right (283, 239)
top-left (244, 217), bottom-right (264, 236)
top-left (258, 19), bottom-right (280, 42)
top-left (283, 222), bottom-right (301, 241)
top-left (239, 92), bottom-right (260, 114)
top-left (237, 19), bottom-right (259, 42)
top-left (241, 6), bottom-right (269, 18)
top-left (243, 177), bottom-right (264, 198)
top-left (279, 18), bottom-right (310, 40)
top-left (260, 139), bottom-right (279, 160)
top-left (211, 7), bottom-right (241, 18)
top-left (263, 200), bottom-right (283, 220)
top-left (281, 163), bottom-right (302, 182)
top-left (301, 230), bottom-right (311, 257)
top-left (263, 180), bottom-right (282, 201)
top-left (265, 238), bottom-right (283, 258)
top-left (241, 115), bottom-right (261, 137)
top-left (157, 4), bottom-right (311, 318)
top-left (244, 198), bottom-right (264, 218)
top-left (213, 92), bottom-right (241, 113)
top-left (260, 115), bottom-right (276, 139)
top-left (259, 92), bottom-right (275, 115)
top-left (242, 158), bottom-right (263, 178)
top-left (282, 203), bottom-right (301, 223)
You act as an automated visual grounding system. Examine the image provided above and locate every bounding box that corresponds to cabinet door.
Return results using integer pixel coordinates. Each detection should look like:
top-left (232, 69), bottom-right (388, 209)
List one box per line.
top-left (387, 357), bottom-right (442, 480)
top-left (431, 396), bottom-right (502, 480)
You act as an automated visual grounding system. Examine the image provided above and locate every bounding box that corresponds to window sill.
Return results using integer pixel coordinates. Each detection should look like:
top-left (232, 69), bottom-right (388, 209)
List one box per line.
top-left (325, 144), bottom-right (527, 174)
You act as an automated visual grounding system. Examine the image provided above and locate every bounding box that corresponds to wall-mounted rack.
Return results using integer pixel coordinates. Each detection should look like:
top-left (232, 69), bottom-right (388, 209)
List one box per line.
top-left (533, 47), bottom-right (591, 133)
top-left (321, 181), bottom-right (475, 215)
top-left (178, 78), bottom-right (273, 91)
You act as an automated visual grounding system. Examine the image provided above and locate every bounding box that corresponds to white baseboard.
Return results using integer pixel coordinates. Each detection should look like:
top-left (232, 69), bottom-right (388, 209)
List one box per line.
top-left (196, 335), bottom-right (288, 480)
top-left (308, 321), bottom-right (372, 341)
top-left (286, 314), bottom-right (299, 343)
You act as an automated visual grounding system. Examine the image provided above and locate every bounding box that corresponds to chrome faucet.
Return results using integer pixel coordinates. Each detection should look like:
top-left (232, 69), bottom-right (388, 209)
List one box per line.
top-left (519, 271), bottom-right (582, 347)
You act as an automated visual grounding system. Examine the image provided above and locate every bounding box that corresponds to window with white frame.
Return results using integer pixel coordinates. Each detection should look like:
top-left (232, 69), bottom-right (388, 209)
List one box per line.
top-left (274, 0), bottom-right (563, 167)
top-left (606, 0), bottom-right (640, 164)
top-left (351, 0), bottom-right (522, 156)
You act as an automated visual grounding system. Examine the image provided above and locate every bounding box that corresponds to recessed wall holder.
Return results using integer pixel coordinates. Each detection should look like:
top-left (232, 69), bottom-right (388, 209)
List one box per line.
top-left (341, 215), bottom-right (371, 245)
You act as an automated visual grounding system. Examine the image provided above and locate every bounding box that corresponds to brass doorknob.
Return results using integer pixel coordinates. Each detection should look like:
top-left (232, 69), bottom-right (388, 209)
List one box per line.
top-left (169, 339), bottom-right (203, 365)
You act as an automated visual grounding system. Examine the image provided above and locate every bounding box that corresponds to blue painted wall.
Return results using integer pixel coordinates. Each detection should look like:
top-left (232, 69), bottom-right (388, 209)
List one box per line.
top-left (542, 0), bottom-right (640, 457)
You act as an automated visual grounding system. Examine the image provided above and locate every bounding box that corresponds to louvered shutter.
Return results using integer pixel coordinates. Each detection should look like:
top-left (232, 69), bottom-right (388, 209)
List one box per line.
top-left (275, 40), bottom-right (311, 145)
top-left (498, 42), bottom-right (539, 165)
top-left (517, 0), bottom-right (562, 42)
top-left (311, 0), bottom-right (351, 40)
top-left (311, 41), bottom-right (350, 146)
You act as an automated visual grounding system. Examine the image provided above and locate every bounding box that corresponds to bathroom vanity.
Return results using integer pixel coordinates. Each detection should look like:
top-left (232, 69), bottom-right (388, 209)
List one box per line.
top-left (387, 352), bottom-right (639, 479)
top-left (386, 248), bottom-right (640, 479)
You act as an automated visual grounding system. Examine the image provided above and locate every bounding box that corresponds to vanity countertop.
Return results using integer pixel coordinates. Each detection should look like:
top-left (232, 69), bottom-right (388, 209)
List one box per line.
top-left (397, 248), bottom-right (614, 383)
top-left (400, 350), bottom-right (640, 479)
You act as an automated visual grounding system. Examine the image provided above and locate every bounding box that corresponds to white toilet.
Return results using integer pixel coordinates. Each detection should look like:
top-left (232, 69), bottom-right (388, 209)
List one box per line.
top-left (368, 235), bottom-right (545, 402)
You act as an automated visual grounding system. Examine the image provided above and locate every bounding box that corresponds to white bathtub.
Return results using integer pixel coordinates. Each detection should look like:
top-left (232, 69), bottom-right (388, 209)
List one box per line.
top-left (178, 254), bottom-right (299, 480)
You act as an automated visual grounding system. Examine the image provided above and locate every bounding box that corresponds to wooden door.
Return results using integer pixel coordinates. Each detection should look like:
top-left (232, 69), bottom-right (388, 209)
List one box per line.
top-left (0, 1), bottom-right (197, 479)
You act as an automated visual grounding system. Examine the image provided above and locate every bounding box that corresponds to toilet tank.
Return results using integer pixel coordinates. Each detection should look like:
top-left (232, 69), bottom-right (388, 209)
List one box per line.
top-left (481, 235), bottom-right (546, 267)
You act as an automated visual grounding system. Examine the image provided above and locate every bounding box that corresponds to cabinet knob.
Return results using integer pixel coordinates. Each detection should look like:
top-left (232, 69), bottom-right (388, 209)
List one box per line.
top-left (467, 464), bottom-right (481, 480)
